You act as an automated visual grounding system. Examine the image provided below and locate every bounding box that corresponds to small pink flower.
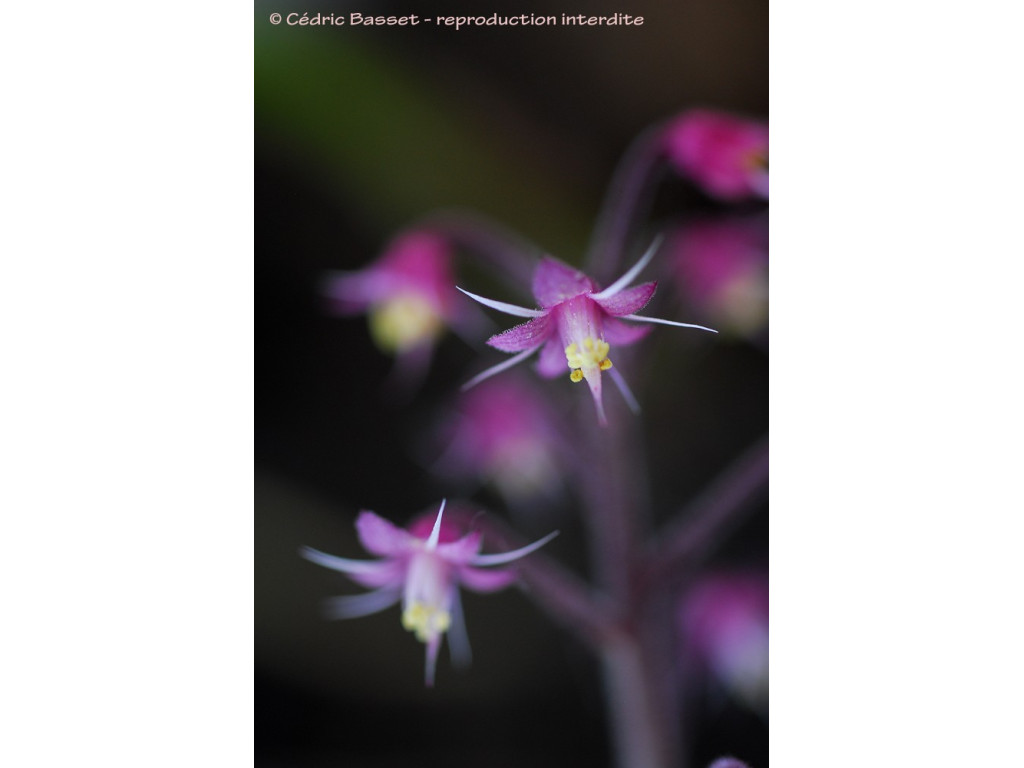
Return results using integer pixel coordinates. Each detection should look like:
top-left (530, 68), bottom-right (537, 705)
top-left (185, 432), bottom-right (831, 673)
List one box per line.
top-left (457, 239), bottom-right (717, 425)
top-left (301, 500), bottom-right (558, 686)
top-left (679, 572), bottom-right (768, 711)
top-left (323, 230), bottom-right (460, 366)
top-left (432, 376), bottom-right (565, 504)
top-left (670, 216), bottom-right (768, 337)
top-left (662, 110), bottom-right (769, 201)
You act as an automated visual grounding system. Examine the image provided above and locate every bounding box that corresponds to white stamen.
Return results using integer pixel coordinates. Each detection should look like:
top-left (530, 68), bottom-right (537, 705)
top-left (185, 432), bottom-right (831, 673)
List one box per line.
top-left (456, 286), bottom-right (546, 317)
top-left (469, 530), bottom-right (559, 566)
top-left (461, 345), bottom-right (542, 391)
top-left (618, 314), bottom-right (718, 333)
top-left (590, 235), bottom-right (664, 300)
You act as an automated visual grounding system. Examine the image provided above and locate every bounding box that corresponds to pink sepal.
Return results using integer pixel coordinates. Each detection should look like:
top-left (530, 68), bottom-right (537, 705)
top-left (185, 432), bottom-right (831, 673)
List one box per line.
top-left (532, 257), bottom-right (597, 308)
top-left (592, 281), bottom-right (657, 316)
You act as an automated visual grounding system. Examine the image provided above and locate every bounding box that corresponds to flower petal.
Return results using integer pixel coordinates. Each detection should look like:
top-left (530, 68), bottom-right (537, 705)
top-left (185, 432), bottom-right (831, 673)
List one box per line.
top-left (356, 511), bottom-right (414, 556)
top-left (532, 257), bottom-right (598, 308)
top-left (585, 370), bottom-right (607, 426)
top-left (446, 589), bottom-right (472, 668)
top-left (321, 587), bottom-right (401, 619)
top-left (469, 529), bottom-right (559, 566)
top-left (590, 236), bottom-right (662, 300)
top-left (602, 317), bottom-right (654, 346)
top-left (617, 314), bottom-right (718, 333)
top-left (487, 314), bottom-right (553, 352)
top-left (424, 499), bottom-right (447, 549)
top-left (437, 531), bottom-right (484, 563)
top-left (456, 286), bottom-right (546, 317)
top-left (299, 546), bottom-right (404, 588)
top-left (424, 633), bottom-right (443, 687)
top-left (457, 565), bottom-right (519, 593)
top-left (535, 337), bottom-right (567, 378)
top-left (462, 345), bottom-right (542, 391)
top-left (592, 281), bottom-right (657, 316)
top-left (607, 366), bottom-right (641, 414)
top-left (321, 271), bottom-right (390, 313)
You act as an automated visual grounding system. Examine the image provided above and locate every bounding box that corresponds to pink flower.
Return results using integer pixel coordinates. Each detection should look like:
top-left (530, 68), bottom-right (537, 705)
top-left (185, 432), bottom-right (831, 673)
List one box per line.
top-left (662, 110), bottom-right (769, 201)
top-left (670, 216), bottom-right (768, 337)
top-left (679, 572), bottom-right (768, 711)
top-left (457, 239), bottom-right (717, 425)
top-left (300, 500), bottom-right (558, 686)
top-left (323, 230), bottom-right (460, 368)
top-left (432, 376), bottom-right (565, 504)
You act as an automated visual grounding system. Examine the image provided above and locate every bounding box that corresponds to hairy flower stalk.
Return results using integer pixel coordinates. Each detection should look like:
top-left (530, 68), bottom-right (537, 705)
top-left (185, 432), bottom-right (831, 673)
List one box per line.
top-left (300, 500), bottom-right (558, 686)
top-left (458, 238), bottom-right (717, 425)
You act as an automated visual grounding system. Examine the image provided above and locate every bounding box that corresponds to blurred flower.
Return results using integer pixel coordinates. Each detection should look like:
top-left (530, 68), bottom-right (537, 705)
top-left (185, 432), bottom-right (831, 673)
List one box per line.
top-left (707, 759), bottom-right (752, 768)
top-left (431, 376), bottom-right (565, 506)
top-left (662, 109), bottom-right (768, 201)
top-left (669, 216), bottom-right (768, 338)
top-left (458, 239), bottom-right (717, 425)
top-left (679, 572), bottom-right (768, 712)
top-left (301, 500), bottom-right (558, 686)
top-left (323, 231), bottom-right (461, 381)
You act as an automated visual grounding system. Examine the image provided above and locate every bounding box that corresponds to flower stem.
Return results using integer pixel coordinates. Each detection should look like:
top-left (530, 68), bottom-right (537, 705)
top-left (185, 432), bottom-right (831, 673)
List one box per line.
top-left (645, 435), bottom-right (769, 588)
top-left (601, 628), bottom-right (680, 768)
top-left (584, 124), bottom-right (666, 282)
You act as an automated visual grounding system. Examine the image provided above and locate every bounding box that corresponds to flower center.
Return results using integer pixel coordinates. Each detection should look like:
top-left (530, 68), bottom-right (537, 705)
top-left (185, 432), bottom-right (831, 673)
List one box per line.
top-left (368, 293), bottom-right (443, 353)
top-left (564, 336), bottom-right (612, 382)
top-left (401, 600), bottom-right (451, 643)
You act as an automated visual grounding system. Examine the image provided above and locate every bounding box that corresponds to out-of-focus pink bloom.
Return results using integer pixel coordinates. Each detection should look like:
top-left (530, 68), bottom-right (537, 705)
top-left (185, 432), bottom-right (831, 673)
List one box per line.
top-left (707, 759), bottom-right (752, 768)
top-left (433, 377), bottom-right (564, 504)
top-left (323, 231), bottom-right (460, 359)
top-left (679, 572), bottom-right (768, 711)
top-left (301, 500), bottom-right (558, 686)
top-left (670, 216), bottom-right (768, 338)
top-left (662, 110), bottom-right (768, 201)
top-left (457, 239), bottom-right (717, 425)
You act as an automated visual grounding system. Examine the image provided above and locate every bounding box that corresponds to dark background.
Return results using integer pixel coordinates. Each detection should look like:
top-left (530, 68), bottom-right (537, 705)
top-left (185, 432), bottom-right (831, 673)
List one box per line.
top-left (256, 1), bottom-right (767, 765)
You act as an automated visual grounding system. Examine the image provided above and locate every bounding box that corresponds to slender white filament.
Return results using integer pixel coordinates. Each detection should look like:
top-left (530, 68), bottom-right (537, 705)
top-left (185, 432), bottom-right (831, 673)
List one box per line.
top-left (470, 530), bottom-right (560, 566)
top-left (426, 499), bottom-right (447, 549)
top-left (461, 345), bottom-right (542, 391)
top-left (608, 366), bottom-right (641, 415)
top-left (590, 235), bottom-right (664, 300)
top-left (300, 546), bottom-right (388, 574)
top-left (456, 287), bottom-right (546, 317)
top-left (619, 314), bottom-right (718, 333)
top-left (322, 588), bottom-right (401, 619)
top-left (447, 589), bottom-right (473, 668)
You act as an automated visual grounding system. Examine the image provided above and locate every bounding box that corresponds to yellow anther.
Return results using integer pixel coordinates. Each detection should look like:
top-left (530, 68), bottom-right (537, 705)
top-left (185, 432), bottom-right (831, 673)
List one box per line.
top-left (402, 601), bottom-right (451, 643)
top-left (565, 336), bottom-right (612, 381)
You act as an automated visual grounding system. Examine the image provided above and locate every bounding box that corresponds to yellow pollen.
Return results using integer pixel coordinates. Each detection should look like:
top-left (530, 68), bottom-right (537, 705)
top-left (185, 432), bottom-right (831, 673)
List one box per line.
top-left (401, 601), bottom-right (451, 643)
top-left (565, 337), bottom-right (611, 382)
top-left (368, 294), bottom-right (443, 354)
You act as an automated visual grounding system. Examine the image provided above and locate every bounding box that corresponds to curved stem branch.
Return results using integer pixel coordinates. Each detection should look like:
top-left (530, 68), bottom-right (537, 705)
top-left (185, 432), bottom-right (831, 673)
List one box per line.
top-left (645, 435), bottom-right (769, 586)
